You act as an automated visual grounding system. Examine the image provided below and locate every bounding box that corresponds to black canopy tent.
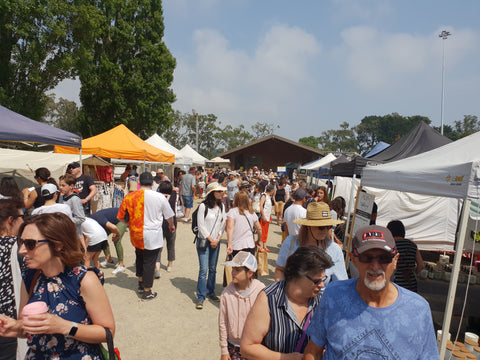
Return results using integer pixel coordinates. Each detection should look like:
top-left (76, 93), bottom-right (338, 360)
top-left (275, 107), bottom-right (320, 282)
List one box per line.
top-left (0, 105), bottom-right (81, 147)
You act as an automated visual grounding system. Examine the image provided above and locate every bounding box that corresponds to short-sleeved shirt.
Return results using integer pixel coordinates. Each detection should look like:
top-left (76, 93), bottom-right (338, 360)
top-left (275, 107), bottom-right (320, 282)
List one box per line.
top-left (283, 204), bottom-right (306, 236)
top-left (117, 189), bottom-right (174, 250)
top-left (226, 208), bottom-right (258, 250)
top-left (393, 238), bottom-right (419, 291)
top-left (81, 218), bottom-right (108, 246)
top-left (180, 173), bottom-right (196, 196)
top-left (307, 278), bottom-right (440, 359)
top-left (89, 207), bottom-right (120, 228)
top-left (74, 174), bottom-right (95, 200)
top-left (276, 236), bottom-right (348, 285)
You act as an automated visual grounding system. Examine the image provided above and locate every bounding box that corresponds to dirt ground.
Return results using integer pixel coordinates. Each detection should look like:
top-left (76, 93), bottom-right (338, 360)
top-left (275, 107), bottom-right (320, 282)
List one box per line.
top-left (102, 201), bottom-right (283, 360)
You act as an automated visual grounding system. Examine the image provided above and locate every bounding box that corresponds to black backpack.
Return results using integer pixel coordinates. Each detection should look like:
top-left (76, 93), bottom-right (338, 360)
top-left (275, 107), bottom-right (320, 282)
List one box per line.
top-left (191, 202), bottom-right (208, 239)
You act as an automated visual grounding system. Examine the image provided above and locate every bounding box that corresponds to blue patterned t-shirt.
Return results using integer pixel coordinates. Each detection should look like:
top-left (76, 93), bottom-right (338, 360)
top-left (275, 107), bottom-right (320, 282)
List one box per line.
top-left (307, 278), bottom-right (440, 360)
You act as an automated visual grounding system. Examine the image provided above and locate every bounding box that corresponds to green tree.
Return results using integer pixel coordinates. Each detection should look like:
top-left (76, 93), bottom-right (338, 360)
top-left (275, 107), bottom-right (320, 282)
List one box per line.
top-left (74, 0), bottom-right (176, 138)
top-left (250, 122), bottom-right (280, 139)
top-left (434, 115), bottom-right (480, 141)
top-left (216, 124), bottom-right (254, 153)
top-left (355, 113), bottom-right (431, 154)
top-left (0, 0), bottom-right (73, 120)
top-left (318, 122), bottom-right (358, 152)
top-left (161, 111), bottom-right (222, 158)
top-left (44, 95), bottom-right (80, 134)
top-left (298, 136), bottom-right (319, 149)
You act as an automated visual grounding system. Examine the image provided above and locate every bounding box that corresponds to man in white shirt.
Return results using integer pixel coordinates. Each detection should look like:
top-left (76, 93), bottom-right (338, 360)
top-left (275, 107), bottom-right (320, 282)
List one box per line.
top-left (283, 188), bottom-right (307, 236)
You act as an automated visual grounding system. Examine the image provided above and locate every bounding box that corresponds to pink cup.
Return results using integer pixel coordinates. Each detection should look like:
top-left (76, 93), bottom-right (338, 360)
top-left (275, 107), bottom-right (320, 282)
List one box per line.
top-left (22, 301), bottom-right (48, 321)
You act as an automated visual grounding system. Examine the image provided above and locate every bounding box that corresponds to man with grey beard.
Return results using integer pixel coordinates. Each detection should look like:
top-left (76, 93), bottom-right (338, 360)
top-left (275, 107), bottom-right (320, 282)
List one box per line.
top-left (304, 225), bottom-right (439, 360)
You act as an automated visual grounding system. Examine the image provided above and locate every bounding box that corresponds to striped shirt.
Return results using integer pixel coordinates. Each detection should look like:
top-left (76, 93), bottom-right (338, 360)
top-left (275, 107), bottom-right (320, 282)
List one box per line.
top-left (393, 238), bottom-right (418, 292)
top-left (262, 280), bottom-right (321, 354)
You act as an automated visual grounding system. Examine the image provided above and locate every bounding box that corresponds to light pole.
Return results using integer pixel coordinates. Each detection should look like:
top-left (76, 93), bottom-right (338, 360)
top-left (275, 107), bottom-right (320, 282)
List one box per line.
top-left (439, 30), bottom-right (451, 135)
top-left (192, 110), bottom-right (199, 152)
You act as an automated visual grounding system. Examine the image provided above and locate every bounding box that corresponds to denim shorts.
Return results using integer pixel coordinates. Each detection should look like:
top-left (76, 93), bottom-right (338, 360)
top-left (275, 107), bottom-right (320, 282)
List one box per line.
top-left (182, 195), bottom-right (194, 208)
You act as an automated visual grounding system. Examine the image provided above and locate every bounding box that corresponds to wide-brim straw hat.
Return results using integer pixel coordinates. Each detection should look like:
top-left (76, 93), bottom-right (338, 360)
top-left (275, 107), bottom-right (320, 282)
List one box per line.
top-left (206, 182), bottom-right (227, 195)
top-left (294, 202), bottom-right (345, 226)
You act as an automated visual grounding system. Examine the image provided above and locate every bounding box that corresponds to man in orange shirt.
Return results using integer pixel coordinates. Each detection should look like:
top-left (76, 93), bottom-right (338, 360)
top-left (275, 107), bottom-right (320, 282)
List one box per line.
top-left (118, 172), bottom-right (175, 301)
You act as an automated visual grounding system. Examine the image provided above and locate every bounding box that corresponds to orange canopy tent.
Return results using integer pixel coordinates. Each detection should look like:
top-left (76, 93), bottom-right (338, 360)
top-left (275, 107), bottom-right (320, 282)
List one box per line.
top-left (54, 124), bottom-right (175, 163)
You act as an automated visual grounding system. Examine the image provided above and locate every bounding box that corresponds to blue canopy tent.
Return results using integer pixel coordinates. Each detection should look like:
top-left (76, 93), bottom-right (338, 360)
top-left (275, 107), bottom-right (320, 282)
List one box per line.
top-left (0, 105), bottom-right (81, 147)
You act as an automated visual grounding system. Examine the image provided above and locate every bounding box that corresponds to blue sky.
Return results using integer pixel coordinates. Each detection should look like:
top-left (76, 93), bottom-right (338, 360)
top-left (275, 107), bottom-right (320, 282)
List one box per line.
top-left (55, 0), bottom-right (480, 141)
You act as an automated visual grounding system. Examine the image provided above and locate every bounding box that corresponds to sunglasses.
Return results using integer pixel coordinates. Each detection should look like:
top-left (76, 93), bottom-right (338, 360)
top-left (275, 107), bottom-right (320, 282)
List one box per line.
top-left (18, 238), bottom-right (49, 251)
top-left (12, 214), bottom-right (25, 220)
top-left (318, 226), bottom-right (332, 231)
top-left (305, 274), bottom-right (327, 286)
top-left (357, 253), bottom-right (394, 264)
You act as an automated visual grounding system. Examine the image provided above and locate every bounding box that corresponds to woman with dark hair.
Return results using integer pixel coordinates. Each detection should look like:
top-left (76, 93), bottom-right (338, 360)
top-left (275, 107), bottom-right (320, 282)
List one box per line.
top-left (0, 177), bottom-right (23, 203)
top-left (22, 168), bottom-right (52, 210)
top-left (241, 246), bottom-right (333, 358)
top-left (0, 198), bottom-right (25, 359)
top-left (226, 192), bottom-right (262, 257)
top-left (0, 213), bottom-right (115, 359)
top-left (195, 183), bottom-right (227, 310)
top-left (315, 186), bottom-right (330, 206)
top-left (154, 181), bottom-right (177, 277)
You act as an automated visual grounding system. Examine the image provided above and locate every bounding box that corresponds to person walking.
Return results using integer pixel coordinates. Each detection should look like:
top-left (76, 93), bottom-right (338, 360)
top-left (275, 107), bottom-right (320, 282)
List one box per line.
top-left (180, 167), bottom-right (196, 222)
top-left (117, 172), bottom-right (175, 301)
top-left (195, 182), bottom-right (227, 310)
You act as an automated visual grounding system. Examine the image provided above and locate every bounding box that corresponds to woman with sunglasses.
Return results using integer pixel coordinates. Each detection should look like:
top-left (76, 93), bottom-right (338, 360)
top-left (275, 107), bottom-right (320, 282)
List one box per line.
top-left (0, 213), bottom-right (115, 359)
top-left (241, 246), bottom-right (333, 359)
top-left (0, 198), bottom-right (26, 359)
top-left (274, 202), bottom-right (348, 284)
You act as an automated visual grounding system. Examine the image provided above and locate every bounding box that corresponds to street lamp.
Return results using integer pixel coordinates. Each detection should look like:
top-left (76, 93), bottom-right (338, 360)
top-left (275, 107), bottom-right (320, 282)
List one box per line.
top-left (439, 30), bottom-right (451, 135)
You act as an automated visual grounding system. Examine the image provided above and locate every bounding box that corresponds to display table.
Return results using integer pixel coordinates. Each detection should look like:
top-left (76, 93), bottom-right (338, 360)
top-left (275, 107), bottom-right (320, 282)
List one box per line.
top-left (418, 278), bottom-right (480, 318)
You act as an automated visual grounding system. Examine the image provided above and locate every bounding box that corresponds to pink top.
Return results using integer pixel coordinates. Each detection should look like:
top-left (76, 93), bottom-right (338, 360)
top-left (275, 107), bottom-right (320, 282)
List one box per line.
top-left (22, 301), bottom-right (48, 316)
top-left (219, 279), bottom-right (265, 355)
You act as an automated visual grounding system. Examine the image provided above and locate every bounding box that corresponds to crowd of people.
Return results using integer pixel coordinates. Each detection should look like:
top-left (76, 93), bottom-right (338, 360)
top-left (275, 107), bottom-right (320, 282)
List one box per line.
top-left (0, 163), bottom-right (438, 359)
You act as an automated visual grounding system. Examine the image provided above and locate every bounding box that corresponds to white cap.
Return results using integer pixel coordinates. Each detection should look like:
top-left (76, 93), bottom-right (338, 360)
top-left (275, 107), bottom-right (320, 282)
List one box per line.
top-left (41, 183), bottom-right (58, 196)
top-left (222, 251), bottom-right (257, 272)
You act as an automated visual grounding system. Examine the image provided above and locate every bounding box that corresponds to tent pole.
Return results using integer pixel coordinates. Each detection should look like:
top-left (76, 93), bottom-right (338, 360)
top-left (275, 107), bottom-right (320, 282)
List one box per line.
top-left (344, 174), bottom-right (357, 244)
top-left (438, 198), bottom-right (471, 359)
top-left (79, 148), bottom-right (83, 174)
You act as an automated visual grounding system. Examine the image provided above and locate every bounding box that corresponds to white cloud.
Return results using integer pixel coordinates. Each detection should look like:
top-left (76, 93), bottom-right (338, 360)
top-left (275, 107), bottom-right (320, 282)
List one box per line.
top-left (172, 24), bottom-right (321, 128)
top-left (338, 26), bottom-right (479, 91)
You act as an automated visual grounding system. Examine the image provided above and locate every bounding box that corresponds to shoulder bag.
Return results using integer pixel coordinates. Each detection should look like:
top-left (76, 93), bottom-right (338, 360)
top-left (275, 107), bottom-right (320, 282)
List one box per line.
top-left (197, 207), bottom-right (220, 251)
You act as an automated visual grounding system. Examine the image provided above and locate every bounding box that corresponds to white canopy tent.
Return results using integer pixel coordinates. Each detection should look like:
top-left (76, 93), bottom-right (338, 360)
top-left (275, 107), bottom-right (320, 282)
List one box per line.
top-left (300, 153), bottom-right (337, 170)
top-left (0, 148), bottom-right (111, 188)
top-left (361, 131), bottom-right (480, 358)
top-left (145, 134), bottom-right (191, 165)
top-left (180, 144), bottom-right (207, 166)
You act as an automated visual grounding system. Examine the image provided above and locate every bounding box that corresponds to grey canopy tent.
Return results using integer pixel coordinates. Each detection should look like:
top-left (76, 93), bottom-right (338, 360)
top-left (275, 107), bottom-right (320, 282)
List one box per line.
top-left (0, 105), bottom-right (81, 147)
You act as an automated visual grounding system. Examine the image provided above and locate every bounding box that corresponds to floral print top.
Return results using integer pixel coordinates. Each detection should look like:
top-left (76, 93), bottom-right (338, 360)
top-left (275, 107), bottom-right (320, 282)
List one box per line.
top-left (22, 265), bottom-right (104, 360)
top-left (0, 236), bottom-right (19, 319)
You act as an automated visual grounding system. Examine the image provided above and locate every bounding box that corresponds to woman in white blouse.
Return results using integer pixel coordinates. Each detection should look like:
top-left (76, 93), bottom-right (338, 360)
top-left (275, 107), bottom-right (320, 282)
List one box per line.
top-left (195, 183), bottom-right (227, 310)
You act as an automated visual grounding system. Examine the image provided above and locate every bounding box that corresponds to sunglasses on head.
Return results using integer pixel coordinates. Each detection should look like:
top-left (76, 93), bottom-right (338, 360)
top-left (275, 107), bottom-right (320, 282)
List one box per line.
top-left (305, 274), bottom-right (327, 286)
top-left (18, 238), bottom-right (49, 251)
top-left (357, 253), bottom-right (394, 264)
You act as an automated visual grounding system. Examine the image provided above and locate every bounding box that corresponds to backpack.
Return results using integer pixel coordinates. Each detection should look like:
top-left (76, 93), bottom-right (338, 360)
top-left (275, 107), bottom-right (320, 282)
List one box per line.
top-left (191, 201), bottom-right (208, 238)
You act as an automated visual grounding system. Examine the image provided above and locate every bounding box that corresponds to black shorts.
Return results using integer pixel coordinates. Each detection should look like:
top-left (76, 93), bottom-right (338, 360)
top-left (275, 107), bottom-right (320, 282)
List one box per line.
top-left (87, 240), bottom-right (108, 253)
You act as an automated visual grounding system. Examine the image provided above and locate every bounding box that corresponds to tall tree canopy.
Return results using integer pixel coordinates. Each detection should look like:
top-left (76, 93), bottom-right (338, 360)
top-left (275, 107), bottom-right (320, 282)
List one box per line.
top-left (0, 0), bottom-right (73, 120)
top-left (74, 0), bottom-right (176, 138)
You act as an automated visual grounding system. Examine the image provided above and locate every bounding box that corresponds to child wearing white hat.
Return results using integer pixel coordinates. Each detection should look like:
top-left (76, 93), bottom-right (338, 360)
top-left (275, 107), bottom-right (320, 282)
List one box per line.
top-left (219, 252), bottom-right (265, 360)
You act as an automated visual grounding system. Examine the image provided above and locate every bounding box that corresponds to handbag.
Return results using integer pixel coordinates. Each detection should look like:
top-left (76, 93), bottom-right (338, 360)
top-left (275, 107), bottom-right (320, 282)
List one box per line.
top-left (223, 254), bottom-right (233, 286)
top-left (255, 250), bottom-right (269, 276)
top-left (195, 206), bottom-right (220, 251)
top-left (98, 327), bottom-right (120, 360)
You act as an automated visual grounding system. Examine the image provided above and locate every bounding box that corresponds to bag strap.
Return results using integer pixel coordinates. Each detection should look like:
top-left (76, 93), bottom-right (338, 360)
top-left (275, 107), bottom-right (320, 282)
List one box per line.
top-left (242, 213), bottom-right (255, 236)
top-left (104, 327), bottom-right (116, 360)
top-left (294, 311), bottom-right (312, 353)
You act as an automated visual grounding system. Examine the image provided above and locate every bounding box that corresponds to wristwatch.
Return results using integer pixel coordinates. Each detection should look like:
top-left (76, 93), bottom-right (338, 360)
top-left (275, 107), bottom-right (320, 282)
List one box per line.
top-left (66, 322), bottom-right (78, 339)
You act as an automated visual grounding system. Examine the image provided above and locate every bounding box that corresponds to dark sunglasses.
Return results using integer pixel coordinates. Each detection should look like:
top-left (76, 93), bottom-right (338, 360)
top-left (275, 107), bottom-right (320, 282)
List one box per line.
top-left (12, 214), bottom-right (25, 220)
top-left (305, 274), bottom-right (327, 286)
top-left (318, 226), bottom-right (332, 230)
top-left (357, 253), bottom-right (394, 264)
top-left (18, 238), bottom-right (49, 251)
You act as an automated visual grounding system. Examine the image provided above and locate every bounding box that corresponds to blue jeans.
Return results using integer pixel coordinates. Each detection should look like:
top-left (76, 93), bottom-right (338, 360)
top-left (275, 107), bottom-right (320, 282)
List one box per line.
top-left (196, 243), bottom-right (220, 301)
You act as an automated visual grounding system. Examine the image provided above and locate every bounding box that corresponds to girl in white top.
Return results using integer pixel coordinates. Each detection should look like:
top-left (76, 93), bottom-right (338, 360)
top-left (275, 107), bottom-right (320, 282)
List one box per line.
top-left (226, 192), bottom-right (262, 256)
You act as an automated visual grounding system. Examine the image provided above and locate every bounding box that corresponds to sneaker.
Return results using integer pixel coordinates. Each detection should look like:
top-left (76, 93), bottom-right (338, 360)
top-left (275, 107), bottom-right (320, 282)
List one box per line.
top-left (196, 301), bottom-right (203, 310)
top-left (112, 265), bottom-right (126, 275)
top-left (142, 290), bottom-right (158, 301)
top-left (138, 282), bottom-right (144, 294)
top-left (182, 217), bottom-right (190, 223)
top-left (166, 266), bottom-right (172, 273)
top-left (207, 295), bottom-right (220, 302)
top-left (154, 270), bottom-right (161, 279)
top-left (100, 260), bottom-right (114, 268)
